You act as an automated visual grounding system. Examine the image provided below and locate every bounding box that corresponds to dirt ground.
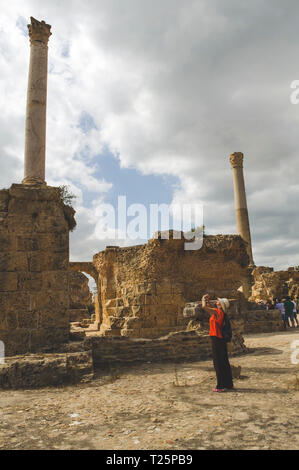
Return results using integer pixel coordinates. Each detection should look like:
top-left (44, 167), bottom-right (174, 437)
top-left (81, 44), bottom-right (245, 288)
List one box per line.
top-left (0, 330), bottom-right (298, 450)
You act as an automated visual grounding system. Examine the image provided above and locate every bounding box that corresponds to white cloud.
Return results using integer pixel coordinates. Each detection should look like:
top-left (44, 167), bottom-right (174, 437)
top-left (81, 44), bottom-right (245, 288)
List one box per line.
top-left (1, 0), bottom-right (299, 270)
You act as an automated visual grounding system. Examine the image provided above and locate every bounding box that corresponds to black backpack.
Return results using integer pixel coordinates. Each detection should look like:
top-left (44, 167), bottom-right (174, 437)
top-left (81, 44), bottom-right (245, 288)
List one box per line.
top-left (222, 313), bottom-right (232, 343)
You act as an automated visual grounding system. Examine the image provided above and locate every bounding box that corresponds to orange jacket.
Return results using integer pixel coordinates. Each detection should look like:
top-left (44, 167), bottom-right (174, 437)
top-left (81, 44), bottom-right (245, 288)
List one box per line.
top-left (209, 308), bottom-right (224, 338)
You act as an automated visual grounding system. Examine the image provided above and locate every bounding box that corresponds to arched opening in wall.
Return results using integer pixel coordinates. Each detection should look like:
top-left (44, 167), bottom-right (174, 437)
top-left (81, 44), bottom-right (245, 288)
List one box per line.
top-left (69, 262), bottom-right (102, 331)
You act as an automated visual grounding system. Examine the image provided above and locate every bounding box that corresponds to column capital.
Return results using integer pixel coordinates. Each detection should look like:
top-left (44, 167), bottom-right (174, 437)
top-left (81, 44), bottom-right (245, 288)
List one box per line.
top-left (28, 17), bottom-right (52, 45)
top-left (229, 152), bottom-right (244, 169)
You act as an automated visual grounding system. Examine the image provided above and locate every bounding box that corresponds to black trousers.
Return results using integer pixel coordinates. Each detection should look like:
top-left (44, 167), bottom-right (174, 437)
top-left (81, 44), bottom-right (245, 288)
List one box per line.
top-left (210, 336), bottom-right (233, 389)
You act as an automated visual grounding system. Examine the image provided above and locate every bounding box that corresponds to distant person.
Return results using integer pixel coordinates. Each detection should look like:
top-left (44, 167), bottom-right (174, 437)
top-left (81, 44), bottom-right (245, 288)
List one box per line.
top-left (284, 297), bottom-right (296, 328)
top-left (201, 294), bottom-right (234, 393)
top-left (266, 300), bottom-right (274, 310)
top-left (258, 300), bottom-right (266, 309)
top-left (275, 299), bottom-right (287, 329)
top-left (292, 298), bottom-right (299, 327)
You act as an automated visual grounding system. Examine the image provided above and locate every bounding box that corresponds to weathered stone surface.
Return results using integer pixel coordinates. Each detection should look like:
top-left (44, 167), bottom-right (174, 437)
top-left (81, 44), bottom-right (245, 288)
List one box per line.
top-left (0, 350), bottom-right (93, 389)
top-left (93, 233), bottom-right (250, 338)
top-left (69, 309), bottom-right (89, 322)
top-left (0, 184), bottom-right (75, 356)
top-left (69, 271), bottom-right (92, 308)
top-left (250, 266), bottom-right (299, 302)
top-left (84, 327), bottom-right (247, 369)
top-left (242, 309), bottom-right (284, 334)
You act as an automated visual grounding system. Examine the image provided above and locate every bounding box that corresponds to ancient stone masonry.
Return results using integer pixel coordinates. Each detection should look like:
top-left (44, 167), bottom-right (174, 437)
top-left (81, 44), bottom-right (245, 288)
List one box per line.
top-left (242, 308), bottom-right (283, 334)
top-left (69, 271), bottom-right (93, 322)
top-left (0, 350), bottom-right (93, 389)
top-left (93, 232), bottom-right (250, 339)
top-left (84, 331), bottom-right (244, 369)
top-left (69, 261), bottom-right (101, 328)
top-left (0, 184), bottom-right (75, 356)
top-left (250, 266), bottom-right (299, 302)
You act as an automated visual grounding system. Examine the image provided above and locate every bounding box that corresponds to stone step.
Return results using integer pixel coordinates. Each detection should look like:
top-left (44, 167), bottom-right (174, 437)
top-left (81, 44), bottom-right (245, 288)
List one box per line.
top-left (0, 350), bottom-right (93, 389)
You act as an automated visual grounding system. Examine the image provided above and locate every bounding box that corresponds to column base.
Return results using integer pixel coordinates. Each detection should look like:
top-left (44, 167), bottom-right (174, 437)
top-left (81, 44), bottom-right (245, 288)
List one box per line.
top-left (22, 176), bottom-right (47, 186)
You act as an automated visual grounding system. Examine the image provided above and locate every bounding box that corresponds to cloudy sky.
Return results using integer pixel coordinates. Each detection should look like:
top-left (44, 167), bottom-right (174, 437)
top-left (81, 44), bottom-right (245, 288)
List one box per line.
top-left (1, 0), bottom-right (299, 271)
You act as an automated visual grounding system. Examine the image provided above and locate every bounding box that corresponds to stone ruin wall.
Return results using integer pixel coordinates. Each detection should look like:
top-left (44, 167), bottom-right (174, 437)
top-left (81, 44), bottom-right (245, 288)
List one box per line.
top-left (250, 266), bottom-right (299, 302)
top-left (0, 184), bottom-right (75, 356)
top-left (69, 271), bottom-right (93, 322)
top-left (93, 233), bottom-right (250, 339)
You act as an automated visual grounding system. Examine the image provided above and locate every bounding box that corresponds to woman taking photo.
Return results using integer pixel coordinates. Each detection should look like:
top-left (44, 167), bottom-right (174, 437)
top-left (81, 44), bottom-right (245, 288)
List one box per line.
top-left (202, 294), bottom-right (234, 392)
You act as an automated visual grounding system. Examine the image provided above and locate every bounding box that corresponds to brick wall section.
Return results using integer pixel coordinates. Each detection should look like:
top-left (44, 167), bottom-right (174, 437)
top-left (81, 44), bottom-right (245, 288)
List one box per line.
top-left (93, 234), bottom-right (250, 338)
top-left (242, 309), bottom-right (284, 334)
top-left (84, 330), bottom-right (247, 368)
top-left (69, 271), bottom-right (92, 322)
top-left (0, 184), bottom-right (75, 355)
top-left (250, 266), bottom-right (299, 302)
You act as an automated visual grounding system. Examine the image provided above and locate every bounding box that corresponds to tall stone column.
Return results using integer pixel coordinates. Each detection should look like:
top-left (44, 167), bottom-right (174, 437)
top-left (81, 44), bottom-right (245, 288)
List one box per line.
top-left (22, 17), bottom-right (52, 186)
top-left (229, 152), bottom-right (254, 266)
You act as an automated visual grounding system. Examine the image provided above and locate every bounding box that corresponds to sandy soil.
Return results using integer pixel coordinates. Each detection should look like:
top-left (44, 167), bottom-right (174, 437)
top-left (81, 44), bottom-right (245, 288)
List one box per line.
top-left (0, 330), bottom-right (298, 450)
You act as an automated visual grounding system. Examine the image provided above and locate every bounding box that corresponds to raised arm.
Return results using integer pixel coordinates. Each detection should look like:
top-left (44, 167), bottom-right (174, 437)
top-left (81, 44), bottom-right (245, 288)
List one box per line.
top-left (201, 294), bottom-right (218, 317)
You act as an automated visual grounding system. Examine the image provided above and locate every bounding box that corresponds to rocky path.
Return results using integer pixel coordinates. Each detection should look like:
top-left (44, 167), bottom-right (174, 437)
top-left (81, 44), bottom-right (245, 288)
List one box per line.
top-left (0, 330), bottom-right (298, 450)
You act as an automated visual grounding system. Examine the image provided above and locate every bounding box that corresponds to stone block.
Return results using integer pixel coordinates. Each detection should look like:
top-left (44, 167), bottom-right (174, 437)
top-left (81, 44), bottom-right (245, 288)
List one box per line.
top-left (7, 215), bottom-right (39, 233)
top-left (156, 280), bottom-right (172, 294)
top-left (18, 272), bottom-right (42, 291)
top-left (0, 252), bottom-right (29, 272)
top-left (16, 236), bottom-right (40, 252)
top-left (131, 305), bottom-right (143, 316)
top-left (38, 309), bottom-right (69, 328)
top-left (0, 272), bottom-right (18, 291)
top-left (0, 212), bottom-right (8, 229)
top-left (17, 310), bottom-right (39, 329)
top-left (171, 282), bottom-right (185, 294)
top-left (120, 328), bottom-right (141, 338)
top-left (6, 311), bottom-right (18, 329)
top-left (29, 327), bottom-right (69, 353)
top-left (124, 294), bottom-right (145, 306)
top-left (0, 329), bottom-right (31, 356)
top-left (0, 233), bottom-right (15, 252)
top-left (0, 292), bottom-right (31, 314)
top-left (27, 251), bottom-right (69, 271)
top-left (125, 316), bottom-right (143, 328)
top-left (69, 308), bottom-right (89, 322)
top-left (42, 271), bottom-right (68, 290)
top-left (108, 316), bottom-right (125, 328)
top-left (135, 282), bottom-right (156, 294)
top-left (144, 304), bottom-right (161, 317)
top-left (159, 293), bottom-right (184, 305)
top-left (0, 190), bottom-right (9, 211)
top-left (105, 298), bottom-right (117, 308)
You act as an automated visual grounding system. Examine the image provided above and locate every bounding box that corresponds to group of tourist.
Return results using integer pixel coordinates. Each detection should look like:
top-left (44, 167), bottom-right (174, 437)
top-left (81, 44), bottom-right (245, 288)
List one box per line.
top-left (258, 297), bottom-right (298, 329)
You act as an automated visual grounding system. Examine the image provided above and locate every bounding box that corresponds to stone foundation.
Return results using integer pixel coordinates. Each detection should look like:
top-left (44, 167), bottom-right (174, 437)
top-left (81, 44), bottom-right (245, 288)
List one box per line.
top-left (0, 184), bottom-right (75, 356)
top-left (242, 309), bottom-right (284, 334)
top-left (93, 233), bottom-right (250, 338)
top-left (0, 350), bottom-right (93, 389)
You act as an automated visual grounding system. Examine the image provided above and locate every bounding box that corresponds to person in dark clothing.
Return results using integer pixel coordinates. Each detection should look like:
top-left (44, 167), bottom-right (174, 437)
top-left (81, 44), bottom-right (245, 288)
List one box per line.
top-left (202, 294), bottom-right (234, 392)
top-left (284, 297), bottom-right (296, 328)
